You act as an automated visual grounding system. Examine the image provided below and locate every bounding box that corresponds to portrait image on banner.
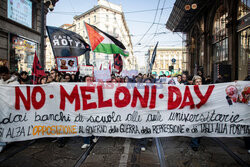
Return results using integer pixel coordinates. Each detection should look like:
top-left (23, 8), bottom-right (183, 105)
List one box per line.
top-left (56, 57), bottom-right (78, 72)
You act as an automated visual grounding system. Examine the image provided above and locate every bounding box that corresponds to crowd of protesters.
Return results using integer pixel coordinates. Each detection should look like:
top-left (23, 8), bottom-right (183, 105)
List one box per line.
top-left (0, 65), bottom-right (237, 85)
top-left (0, 65), bottom-right (249, 153)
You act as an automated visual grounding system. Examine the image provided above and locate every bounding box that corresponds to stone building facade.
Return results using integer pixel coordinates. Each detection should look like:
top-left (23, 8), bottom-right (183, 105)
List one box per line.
top-left (147, 47), bottom-right (187, 76)
top-left (167, 0), bottom-right (250, 81)
top-left (0, 0), bottom-right (58, 73)
top-left (64, 0), bottom-right (135, 70)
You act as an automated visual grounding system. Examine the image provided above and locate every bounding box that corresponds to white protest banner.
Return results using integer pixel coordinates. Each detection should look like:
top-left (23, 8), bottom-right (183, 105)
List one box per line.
top-left (79, 65), bottom-right (94, 77)
top-left (94, 69), bottom-right (111, 81)
top-left (0, 82), bottom-right (249, 142)
top-left (121, 70), bottom-right (138, 78)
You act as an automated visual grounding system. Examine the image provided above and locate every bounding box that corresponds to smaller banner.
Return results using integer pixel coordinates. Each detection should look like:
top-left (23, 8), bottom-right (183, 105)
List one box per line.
top-left (46, 26), bottom-right (90, 57)
top-left (56, 57), bottom-right (78, 72)
top-left (79, 65), bottom-right (94, 77)
top-left (121, 70), bottom-right (138, 78)
top-left (158, 77), bottom-right (179, 85)
top-left (94, 69), bottom-right (111, 81)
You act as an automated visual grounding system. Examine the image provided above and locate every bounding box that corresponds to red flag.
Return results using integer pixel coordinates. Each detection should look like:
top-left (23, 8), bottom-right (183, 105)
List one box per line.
top-left (99, 64), bottom-right (102, 70)
top-left (113, 54), bottom-right (123, 74)
top-left (31, 52), bottom-right (46, 84)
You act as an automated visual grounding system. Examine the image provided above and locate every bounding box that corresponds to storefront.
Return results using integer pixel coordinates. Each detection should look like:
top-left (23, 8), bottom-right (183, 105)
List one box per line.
top-left (0, 0), bottom-right (58, 72)
top-left (9, 34), bottom-right (38, 74)
top-left (237, 0), bottom-right (250, 80)
top-left (167, 0), bottom-right (249, 81)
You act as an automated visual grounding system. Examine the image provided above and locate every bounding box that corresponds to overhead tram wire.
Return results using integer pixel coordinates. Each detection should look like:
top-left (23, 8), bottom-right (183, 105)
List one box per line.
top-left (154, 0), bottom-right (166, 37)
top-left (69, 0), bottom-right (76, 13)
top-left (136, 27), bottom-right (168, 50)
top-left (50, 7), bottom-right (172, 15)
top-left (134, 0), bottom-right (161, 46)
top-left (126, 19), bottom-right (165, 25)
top-left (49, 12), bottom-right (167, 25)
top-left (130, 31), bottom-right (170, 37)
top-left (140, 0), bottom-right (166, 48)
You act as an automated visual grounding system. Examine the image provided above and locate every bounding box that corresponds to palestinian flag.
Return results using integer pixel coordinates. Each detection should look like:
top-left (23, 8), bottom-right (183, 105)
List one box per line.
top-left (85, 23), bottom-right (129, 57)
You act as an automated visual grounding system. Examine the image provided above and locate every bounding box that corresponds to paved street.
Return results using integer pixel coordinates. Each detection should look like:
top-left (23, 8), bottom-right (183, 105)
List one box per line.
top-left (0, 137), bottom-right (249, 167)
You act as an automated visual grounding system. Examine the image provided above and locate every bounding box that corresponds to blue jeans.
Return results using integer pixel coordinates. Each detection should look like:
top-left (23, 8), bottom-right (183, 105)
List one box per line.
top-left (0, 142), bottom-right (6, 146)
top-left (190, 138), bottom-right (200, 148)
top-left (83, 137), bottom-right (91, 144)
top-left (139, 138), bottom-right (148, 148)
top-left (83, 136), bottom-right (95, 144)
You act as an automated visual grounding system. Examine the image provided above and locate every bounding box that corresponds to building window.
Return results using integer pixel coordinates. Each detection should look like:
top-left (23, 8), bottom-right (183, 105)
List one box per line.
top-left (238, 28), bottom-right (250, 80)
top-left (106, 15), bottom-right (109, 21)
top-left (9, 34), bottom-right (38, 73)
top-left (94, 15), bottom-right (96, 22)
top-left (78, 23), bottom-right (80, 29)
top-left (88, 18), bottom-right (90, 24)
top-left (238, 0), bottom-right (250, 19)
top-left (212, 5), bottom-right (229, 63)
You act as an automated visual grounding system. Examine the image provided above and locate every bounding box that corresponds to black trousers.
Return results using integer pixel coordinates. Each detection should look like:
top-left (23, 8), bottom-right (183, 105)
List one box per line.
top-left (244, 137), bottom-right (250, 149)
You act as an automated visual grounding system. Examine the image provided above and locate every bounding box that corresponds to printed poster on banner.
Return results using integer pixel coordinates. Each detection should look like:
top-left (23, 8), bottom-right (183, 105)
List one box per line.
top-left (56, 57), bottom-right (78, 72)
top-left (0, 81), bottom-right (249, 142)
top-left (94, 69), bottom-right (111, 81)
top-left (79, 65), bottom-right (94, 77)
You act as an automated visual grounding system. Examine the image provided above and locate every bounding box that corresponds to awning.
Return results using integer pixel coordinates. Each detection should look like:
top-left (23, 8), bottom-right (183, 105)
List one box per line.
top-left (166, 0), bottom-right (210, 32)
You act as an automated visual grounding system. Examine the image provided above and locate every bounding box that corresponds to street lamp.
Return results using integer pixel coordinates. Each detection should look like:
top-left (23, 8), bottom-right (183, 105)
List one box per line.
top-left (184, 3), bottom-right (197, 11)
top-left (40, 0), bottom-right (54, 69)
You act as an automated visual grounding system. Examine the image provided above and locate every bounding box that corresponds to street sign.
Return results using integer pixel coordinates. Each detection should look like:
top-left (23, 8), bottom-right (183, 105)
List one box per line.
top-left (171, 58), bottom-right (176, 63)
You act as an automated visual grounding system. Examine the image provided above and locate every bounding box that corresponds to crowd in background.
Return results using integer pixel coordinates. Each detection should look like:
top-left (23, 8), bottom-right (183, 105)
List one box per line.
top-left (1, 65), bottom-right (245, 86)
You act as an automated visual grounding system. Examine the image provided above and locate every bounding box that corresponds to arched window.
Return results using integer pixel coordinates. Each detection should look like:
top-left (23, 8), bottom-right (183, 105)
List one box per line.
top-left (212, 5), bottom-right (228, 63)
top-left (238, 0), bottom-right (250, 19)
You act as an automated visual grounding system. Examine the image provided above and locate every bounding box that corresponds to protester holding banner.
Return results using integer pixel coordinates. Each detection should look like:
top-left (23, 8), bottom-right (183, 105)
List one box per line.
top-left (0, 66), bottom-right (20, 152)
top-left (50, 69), bottom-right (60, 82)
top-left (124, 76), bottom-right (130, 83)
top-left (0, 66), bottom-right (19, 85)
top-left (139, 78), bottom-right (154, 151)
top-left (38, 76), bottom-right (47, 84)
top-left (19, 71), bottom-right (31, 84)
top-left (63, 73), bottom-right (73, 82)
top-left (190, 75), bottom-right (203, 151)
top-left (181, 73), bottom-right (189, 85)
top-left (177, 75), bottom-right (182, 84)
top-left (81, 75), bottom-right (97, 149)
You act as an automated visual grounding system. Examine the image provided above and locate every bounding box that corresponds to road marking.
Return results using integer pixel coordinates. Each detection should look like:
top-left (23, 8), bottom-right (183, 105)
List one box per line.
top-left (119, 138), bottom-right (131, 167)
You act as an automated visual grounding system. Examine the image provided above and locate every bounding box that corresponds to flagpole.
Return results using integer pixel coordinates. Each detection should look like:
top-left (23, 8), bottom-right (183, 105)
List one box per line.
top-left (149, 42), bottom-right (159, 74)
top-left (83, 22), bottom-right (96, 67)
